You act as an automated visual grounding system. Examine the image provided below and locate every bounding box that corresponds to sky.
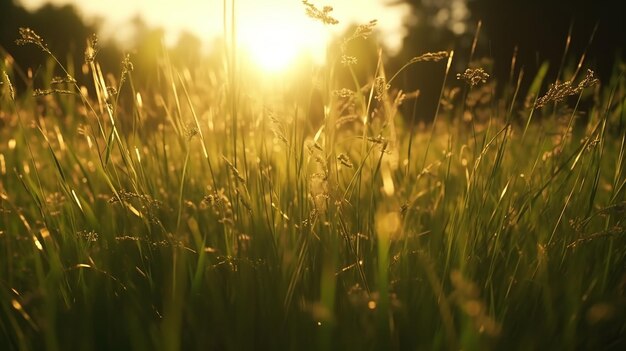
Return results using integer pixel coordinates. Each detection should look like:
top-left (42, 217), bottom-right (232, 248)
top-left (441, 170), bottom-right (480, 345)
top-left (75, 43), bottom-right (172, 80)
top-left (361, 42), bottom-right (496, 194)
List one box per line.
top-left (18, 0), bottom-right (415, 67)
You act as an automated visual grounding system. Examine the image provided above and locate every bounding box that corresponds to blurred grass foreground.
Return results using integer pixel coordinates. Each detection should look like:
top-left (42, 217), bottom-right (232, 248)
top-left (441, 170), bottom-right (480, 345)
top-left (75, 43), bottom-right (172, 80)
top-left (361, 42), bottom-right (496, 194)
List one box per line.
top-left (0, 1), bottom-right (625, 350)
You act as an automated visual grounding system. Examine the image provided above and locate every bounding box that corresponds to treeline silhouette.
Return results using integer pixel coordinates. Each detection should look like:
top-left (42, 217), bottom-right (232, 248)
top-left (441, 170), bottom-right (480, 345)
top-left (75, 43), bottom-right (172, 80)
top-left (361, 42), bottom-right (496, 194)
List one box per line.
top-left (0, 0), bottom-right (208, 92)
top-left (1, 0), bottom-right (624, 119)
top-left (393, 0), bottom-right (625, 121)
top-left (1, 0), bottom-right (96, 68)
top-left (1, 0), bottom-right (96, 88)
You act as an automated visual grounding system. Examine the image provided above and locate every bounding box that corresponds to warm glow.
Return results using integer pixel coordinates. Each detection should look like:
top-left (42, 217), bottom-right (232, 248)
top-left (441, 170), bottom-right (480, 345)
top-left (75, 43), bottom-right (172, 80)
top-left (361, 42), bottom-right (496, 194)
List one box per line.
top-left (241, 25), bottom-right (308, 72)
top-left (18, 0), bottom-right (413, 68)
top-left (241, 24), bottom-right (301, 72)
top-left (237, 9), bottom-right (328, 73)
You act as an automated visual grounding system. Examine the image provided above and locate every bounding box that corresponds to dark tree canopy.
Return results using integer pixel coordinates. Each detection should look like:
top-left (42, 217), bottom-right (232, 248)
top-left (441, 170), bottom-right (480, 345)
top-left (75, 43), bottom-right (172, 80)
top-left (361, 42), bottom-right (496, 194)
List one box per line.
top-left (1, 0), bottom-right (95, 66)
top-left (390, 0), bottom-right (625, 120)
top-left (467, 0), bottom-right (625, 83)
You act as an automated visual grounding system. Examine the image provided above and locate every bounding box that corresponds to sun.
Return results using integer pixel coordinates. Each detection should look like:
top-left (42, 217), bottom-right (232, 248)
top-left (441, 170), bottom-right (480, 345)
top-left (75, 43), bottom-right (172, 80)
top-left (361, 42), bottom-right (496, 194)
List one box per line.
top-left (237, 6), bottom-right (329, 73)
top-left (240, 23), bottom-right (302, 72)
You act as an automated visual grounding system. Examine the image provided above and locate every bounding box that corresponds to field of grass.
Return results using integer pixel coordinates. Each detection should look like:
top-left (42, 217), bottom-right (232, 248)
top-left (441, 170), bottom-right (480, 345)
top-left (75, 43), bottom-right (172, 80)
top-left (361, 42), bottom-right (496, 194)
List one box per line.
top-left (0, 5), bottom-right (625, 350)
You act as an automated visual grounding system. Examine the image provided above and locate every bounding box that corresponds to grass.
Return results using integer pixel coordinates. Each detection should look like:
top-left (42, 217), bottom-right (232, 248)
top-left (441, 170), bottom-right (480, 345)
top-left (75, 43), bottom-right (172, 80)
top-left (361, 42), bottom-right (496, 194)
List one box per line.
top-left (0, 3), bottom-right (625, 350)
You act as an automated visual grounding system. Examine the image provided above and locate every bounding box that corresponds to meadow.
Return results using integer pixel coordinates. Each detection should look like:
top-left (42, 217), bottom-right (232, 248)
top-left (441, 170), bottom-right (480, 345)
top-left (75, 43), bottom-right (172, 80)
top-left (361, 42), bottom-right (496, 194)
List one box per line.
top-left (0, 3), bottom-right (625, 350)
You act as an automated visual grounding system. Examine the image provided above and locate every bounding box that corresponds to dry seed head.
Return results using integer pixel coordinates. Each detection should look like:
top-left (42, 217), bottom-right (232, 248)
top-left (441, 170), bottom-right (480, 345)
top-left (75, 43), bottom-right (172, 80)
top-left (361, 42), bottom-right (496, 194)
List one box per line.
top-left (337, 153), bottom-right (353, 168)
top-left (268, 111), bottom-right (288, 144)
top-left (341, 55), bottom-right (357, 66)
top-left (535, 69), bottom-right (599, 108)
top-left (184, 123), bottom-right (199, 140)
top-left (1, 71), bottom-right (15, 101)
top-left (306, 141), bottom-right (324, 154)
top-left (457, 68), bottom-right (490, 86)
top-left (106, 86), bottom-right (118, 98)
top-left (367, 135), bottom-right (386, 145)
top-left (222, 156), bottom-right (245, 183)
top-left (354, 19), bottom-right (377, 39)
top-left (16, 28), bottom-right (49, 53)
top-left (122, 54), bottom-right (134, 72)
top-left (77, 230), bottom-right (99, 242)
top-left (51, 75), bottom-right (77, 85)
top-left (578, 69), bottom-right (600, 89)
top-left (85, 33), bottom-right (99, 64)
top-left (344, 19), bottom-right (378, 46)
top-left (33, 88), bottom-right (74, 97)
top-left (302, 0), bottom-right (339, 25)
top-left (409, 51), bottom-right (449, 63)
top-left (333, 88), bottom-right (354, 98)
top-left (535, 80), bottom-right (576, 108)
top-left (120, 54), bottom-right (134, 84)
top-left (374, 76), bottom-right (390, 101)
top-left (598, 201), bottom-right (626, 216)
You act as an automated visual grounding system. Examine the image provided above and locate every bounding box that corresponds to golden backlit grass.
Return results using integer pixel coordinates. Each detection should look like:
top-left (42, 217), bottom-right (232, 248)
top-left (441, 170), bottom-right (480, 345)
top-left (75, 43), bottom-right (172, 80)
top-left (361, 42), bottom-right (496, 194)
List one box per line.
top-left (0, 3), bottom-right (625, 350)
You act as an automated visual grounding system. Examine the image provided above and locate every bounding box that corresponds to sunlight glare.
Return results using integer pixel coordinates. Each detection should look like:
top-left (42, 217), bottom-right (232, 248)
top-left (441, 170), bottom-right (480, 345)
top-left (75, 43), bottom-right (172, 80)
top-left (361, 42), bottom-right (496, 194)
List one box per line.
top-left (240, 23), bottom-right (305, 72)
top-left (237, 8), bottom-right (329, 73)
top-left (19, 0), bottom-right (414, 71)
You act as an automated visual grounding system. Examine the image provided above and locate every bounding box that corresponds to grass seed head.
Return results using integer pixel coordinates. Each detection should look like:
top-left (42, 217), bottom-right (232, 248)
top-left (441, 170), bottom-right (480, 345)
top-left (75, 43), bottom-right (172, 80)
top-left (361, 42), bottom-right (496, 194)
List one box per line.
top-left (185, 123), bottom-right (199, 140)
top-left (457, 68), bottom-right (490, 86)
top-left (341, 55), bottom-right (357, 66)
top-left (535, 69), bottom-right (599, 108)
top-left (536, 80), bottom-right (577, 108)
top-left (337, 153), bottom-right (353, 168)
top-left (33, 89), bottom-right (75, 97)
top-left (120, 54), bottom-right (134, 84)
top-left (374, 76), bottom-right (390, 101)
top-left (16, 28), bottom-right (49, 53)
top-left (409, 51), bottom-right (450, 63)
top-left (578, 69), bottom-right (600, 89)
top-left (333, 88), bottom-right (354, 98)
top-left (50, 75), bottom-right (77, 85)
top-left (302, 0), bottom-right (339, 25)
top-left (222, 156), bottom-right (245, 183)
top-left (85, 33), bottom-right (99, 64)
top-left (343, 19), bottom-right (378, 48)
top-left (1, 71), bottom-right (15, 101)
